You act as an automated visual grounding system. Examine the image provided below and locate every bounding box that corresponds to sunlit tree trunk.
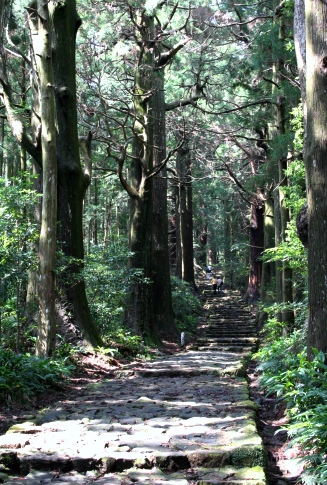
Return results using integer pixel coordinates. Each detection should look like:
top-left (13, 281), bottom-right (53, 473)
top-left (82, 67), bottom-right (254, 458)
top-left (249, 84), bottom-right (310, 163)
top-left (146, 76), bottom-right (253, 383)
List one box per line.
top-left (305, 0), bottom-right (327, 359)
top-left (31, 1), bottom-right (57, 357)
top-left (223, 200), bottom-right (232, 282)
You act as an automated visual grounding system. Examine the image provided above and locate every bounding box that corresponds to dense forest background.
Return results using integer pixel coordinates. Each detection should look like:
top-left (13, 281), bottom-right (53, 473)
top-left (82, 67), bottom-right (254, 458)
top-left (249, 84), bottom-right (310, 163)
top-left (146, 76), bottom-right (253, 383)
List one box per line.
top-left (1, 1), bottom-right (327, 483)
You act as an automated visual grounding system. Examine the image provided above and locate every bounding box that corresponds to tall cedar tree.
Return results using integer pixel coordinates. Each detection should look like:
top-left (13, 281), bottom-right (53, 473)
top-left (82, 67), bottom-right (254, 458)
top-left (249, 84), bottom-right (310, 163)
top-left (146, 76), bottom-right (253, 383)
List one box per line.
top-left (305, 0), bottom-right (327, 359)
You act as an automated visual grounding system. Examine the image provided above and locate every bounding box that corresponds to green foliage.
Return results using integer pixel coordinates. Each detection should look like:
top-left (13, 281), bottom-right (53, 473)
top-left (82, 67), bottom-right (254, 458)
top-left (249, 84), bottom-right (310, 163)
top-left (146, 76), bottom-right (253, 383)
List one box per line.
top-left (256, 316), bottom-right (327, 484)
top-left (0, 349), bottom-right (72, 403)
top-left (262, 220), bottom-right (307, 275)
top-left (171, 276), bottom-right (202, 333)
top-left (0, 175), bottom-right (39, 277)
top-left (95, 346), bottom-right (117, 357)
top-left (84, 243), bottom-right (154, 357)
top-left (107, 331), bottom-right (152, 359)
top-left (84, 243), bottom-right (129, 336)
top-left (54, 336), bottom-right (84, 360)
top-left (255, 329), bottom-right (306, 398)
top-left (0, 175), bottom-right (40, 348)
top-left (285, 351), bottom-right (327, 485)
top-left (290, 103), bottom-right (304, 152)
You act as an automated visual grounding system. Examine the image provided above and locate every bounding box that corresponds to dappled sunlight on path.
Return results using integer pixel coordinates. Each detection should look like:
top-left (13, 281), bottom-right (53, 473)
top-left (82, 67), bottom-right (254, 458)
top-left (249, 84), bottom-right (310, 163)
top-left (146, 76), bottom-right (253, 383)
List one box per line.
top-left (0, 287), bottom-right (266, 484)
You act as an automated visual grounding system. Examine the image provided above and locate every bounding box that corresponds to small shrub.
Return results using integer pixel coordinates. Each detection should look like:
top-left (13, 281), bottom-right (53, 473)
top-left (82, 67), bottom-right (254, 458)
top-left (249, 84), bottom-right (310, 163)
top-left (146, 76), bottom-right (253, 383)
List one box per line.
top-left (171, 276), bottom-right (202, 333)
top-left (0, 348), bottom-right (72, 403)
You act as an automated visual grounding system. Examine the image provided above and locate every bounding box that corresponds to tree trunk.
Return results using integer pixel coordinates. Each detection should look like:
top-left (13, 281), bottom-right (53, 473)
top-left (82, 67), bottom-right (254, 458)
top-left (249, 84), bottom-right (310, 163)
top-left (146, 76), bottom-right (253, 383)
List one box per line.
top-left (261, 192), bottom-right (275, 302)
top-left (305, 0), bottom-right (327, 359)
top-left (269, 9), bottom-right (294, 327)
top-left (124, 13), bottom-right (158, 344)
top-left (31, 1), bottom-right (57, 357)
top-left (294, 0), bottom-right (306, 115)
top-left (223, 200), bottom-right (231, 283)
top-left (151, 68), bottom-right (176, 334)
top-left (245, 193), bottom-right (264, 303)
top-left (176, 140), bottom-right (195, 285)
top-left (275, 14), bottom-right (294, 328)
top-left (49, 0), bottom-right (102, 348)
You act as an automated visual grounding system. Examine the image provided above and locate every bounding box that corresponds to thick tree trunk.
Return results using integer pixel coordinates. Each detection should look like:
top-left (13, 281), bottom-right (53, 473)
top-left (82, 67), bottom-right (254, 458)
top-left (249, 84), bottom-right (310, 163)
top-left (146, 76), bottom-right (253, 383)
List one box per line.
top-left (152, 70), bottom-right (176, 334)
top-left (305, 0), bottom-right (327, 359)
top-left (128, 189), bottom-right (154, 340)
top-left (274, 185), bottom-right (283, 319)
top-left (245, 194), bottom-right (264, 303)
top-left (0, 119), bottom-right (3, 176)
top-left (49, 0), bottom-right (102, 348)
top-left (30, 2), bottom-right (57, 357)
top-left (124, 14), bottom-right (159, 344)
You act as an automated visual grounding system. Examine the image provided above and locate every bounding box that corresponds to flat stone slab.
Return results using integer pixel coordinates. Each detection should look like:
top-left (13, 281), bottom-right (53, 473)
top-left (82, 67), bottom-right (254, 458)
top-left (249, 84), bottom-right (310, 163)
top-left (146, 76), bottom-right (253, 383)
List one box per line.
top-left (1, 291), bottom-right (266, 484)
top-left (4, 465), bottom-right (266, 484)
top-left (1, 374), bottom-right (264, 477)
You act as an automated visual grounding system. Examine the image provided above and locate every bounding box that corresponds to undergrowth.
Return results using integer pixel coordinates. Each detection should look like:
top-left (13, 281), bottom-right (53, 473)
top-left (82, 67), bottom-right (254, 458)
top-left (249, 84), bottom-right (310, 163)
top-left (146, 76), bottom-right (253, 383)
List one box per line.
top-left (255, 313), bottom-right (327, 485)
top-left (0, 349), bottom-right (73, 404)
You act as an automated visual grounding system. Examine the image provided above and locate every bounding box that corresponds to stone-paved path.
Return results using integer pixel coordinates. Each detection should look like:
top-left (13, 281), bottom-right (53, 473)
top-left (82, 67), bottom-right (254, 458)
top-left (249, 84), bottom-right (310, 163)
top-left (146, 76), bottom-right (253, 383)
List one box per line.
top-left (0, 286), bottom-right (266, 485)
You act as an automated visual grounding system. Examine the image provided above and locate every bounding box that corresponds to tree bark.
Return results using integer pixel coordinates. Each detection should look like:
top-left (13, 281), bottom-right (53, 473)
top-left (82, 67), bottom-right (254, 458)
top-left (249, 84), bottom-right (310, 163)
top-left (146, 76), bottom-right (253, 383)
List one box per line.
top-left (245, 193), bottom-right (264, 303)
top-left (305, 0), bottom-right (327, 359)
top-left (176, 140), bottom-right (195, 285)
top-left (31, 1), bottom-right (57, 357)
top-left (123, 13), bottom-right (157, 343)
top-left (151, 67), bottom-right (176, 334)
top-left (49, 0), bottom-right (102, 348)
top-left (261, 192), bottom-right (275, 302)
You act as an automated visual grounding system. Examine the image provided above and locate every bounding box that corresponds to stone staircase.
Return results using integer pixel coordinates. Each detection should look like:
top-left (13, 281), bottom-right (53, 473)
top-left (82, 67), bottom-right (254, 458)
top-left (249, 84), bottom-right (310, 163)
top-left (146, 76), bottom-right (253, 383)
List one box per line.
top-left (0, 286), bottom-right (266, 485)
top-left (195, 285), bottom-right (259, 355)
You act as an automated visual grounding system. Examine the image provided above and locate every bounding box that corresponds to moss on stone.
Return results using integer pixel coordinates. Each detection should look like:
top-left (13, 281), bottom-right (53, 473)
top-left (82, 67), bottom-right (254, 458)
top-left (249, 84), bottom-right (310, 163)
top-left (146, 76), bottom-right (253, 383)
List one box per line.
top-left (231, 445), bottom-right (267, 469)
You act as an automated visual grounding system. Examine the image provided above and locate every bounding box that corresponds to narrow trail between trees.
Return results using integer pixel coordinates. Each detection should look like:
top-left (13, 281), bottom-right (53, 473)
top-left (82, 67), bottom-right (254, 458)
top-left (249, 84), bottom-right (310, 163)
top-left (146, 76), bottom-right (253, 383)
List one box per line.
top-left (0, 283), bottom-right (267, 485)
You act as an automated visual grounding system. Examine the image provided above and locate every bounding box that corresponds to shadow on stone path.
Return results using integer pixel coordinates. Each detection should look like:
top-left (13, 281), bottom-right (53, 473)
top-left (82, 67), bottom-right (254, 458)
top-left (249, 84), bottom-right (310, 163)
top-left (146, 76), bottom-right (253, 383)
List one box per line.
top-left (0, 285), bottom-right (267, 484)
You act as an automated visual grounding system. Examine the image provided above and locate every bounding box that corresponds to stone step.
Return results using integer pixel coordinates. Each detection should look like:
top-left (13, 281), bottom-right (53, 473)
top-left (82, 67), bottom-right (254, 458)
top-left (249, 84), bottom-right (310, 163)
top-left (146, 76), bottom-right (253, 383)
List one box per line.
top-left (0, 289), bottom-right (266, 485)
top-left (207, 320), bottom-right (257, 330)
top-left (205, 328), bottom-right (257, 334)
top-left (198, 346), bottom-right (254, 353)
top-left (206, 329), bottom-right (256, 333)
top-left (204, 334), bottom-right (257, 340)
top-left (0, 372), bottom-right (267, 485)
top-left (198, 335), bottom-right (258, 342)
top-left (205, 327), bottom-right (256, 331)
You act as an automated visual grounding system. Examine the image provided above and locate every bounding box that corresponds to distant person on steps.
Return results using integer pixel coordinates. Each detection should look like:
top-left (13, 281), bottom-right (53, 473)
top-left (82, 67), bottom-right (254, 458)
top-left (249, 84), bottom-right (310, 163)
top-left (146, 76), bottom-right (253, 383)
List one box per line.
top-left (212, 275), bottom-right (218, 294)
top-left (206, 265), bottom-right (212, 280)
top-left (217, 276), bottom-right (223, 293)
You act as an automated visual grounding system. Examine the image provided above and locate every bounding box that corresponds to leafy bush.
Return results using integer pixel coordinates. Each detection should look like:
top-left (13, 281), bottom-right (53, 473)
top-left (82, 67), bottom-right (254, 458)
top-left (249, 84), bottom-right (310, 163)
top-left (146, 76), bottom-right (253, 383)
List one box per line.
top-left (0, 349), bottom-right (72, 403)
top-left (106, 331), bottom-right (152, 359)
top-left (255, 329), bottom-right (306, 398)
top-left (171, 276), bottom-right (202, 333)
top-left (255, 327), bottom-right (327, 484)
top-left (0, 175), bottom-right (40, 349)
top-left (84, 243), bottom-right (129, 337)
top-left (280, 351), bottom-right (327, 484)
